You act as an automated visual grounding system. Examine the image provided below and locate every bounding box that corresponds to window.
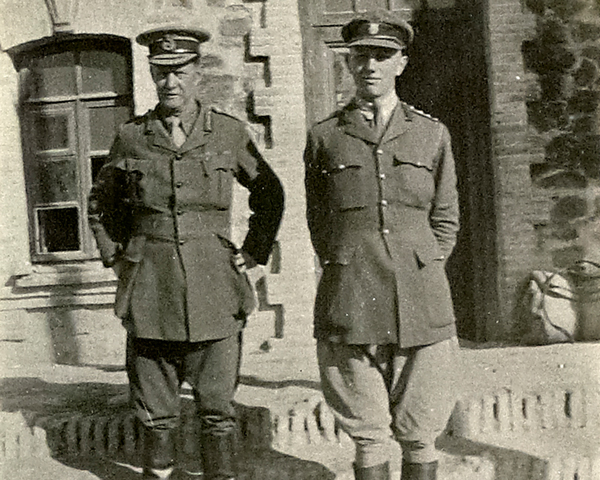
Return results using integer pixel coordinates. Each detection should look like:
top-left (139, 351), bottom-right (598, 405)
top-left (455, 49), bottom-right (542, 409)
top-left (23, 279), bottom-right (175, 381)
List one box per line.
top-left (14, 35), bottom-right (133, 262)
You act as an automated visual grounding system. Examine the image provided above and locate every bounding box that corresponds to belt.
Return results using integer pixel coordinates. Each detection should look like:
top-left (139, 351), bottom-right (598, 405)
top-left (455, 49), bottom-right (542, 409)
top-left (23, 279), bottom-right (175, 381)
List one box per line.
top-left (132, 214), bottom-right (177, 241)
top-left (131, 211), bottom-right (229, 242)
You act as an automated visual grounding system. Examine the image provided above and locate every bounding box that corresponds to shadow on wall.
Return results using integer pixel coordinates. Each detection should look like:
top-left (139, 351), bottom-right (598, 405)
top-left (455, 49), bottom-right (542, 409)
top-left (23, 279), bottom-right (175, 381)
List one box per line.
top-left (40, 306), bottom-right (126, 367)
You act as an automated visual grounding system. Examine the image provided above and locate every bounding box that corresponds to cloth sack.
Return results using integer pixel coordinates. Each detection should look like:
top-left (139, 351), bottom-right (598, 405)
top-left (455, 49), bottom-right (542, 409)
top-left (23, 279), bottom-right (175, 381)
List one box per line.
top-left (521, 270), bottom-right (577, 345)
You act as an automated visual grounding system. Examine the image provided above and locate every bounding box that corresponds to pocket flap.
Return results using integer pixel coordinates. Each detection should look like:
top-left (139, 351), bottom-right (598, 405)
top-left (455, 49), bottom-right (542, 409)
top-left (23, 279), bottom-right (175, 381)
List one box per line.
top-left (324, 244), bottom-right (357, 266)
top-left (118, 158), bottom-right (152, 173)
top-left (414, 242), bottom-right (443, 268)
top-left (205, 151), bottom-right (233, 172)
top-left (323, 157), bottom-right (365, 174)
top-left (123, 235), bottom-right (147, 263)
top-left (393, 154), bottom-right (433, 171)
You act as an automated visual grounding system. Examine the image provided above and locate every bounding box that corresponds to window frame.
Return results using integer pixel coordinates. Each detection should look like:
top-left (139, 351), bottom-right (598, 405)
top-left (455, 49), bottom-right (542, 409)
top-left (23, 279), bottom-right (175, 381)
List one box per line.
top-left (12, 34), bottom-right (134, 264)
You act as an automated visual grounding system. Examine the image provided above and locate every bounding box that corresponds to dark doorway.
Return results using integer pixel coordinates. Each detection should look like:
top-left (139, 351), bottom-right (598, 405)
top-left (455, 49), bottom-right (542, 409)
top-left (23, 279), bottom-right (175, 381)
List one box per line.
top-left (397, 3), bottom-right (497, 340)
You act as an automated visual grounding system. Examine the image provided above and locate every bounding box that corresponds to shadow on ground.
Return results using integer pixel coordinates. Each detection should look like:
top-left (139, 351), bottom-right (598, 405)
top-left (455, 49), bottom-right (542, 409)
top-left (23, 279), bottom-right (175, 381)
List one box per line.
top-left (57, 447), bottom-right (337, 480)
top-left (0, 376), bottom-right (336, 480)
top-left (238, 375), bottom-right (321, 391)
top-left (0, 377), bottom-right (128, 423)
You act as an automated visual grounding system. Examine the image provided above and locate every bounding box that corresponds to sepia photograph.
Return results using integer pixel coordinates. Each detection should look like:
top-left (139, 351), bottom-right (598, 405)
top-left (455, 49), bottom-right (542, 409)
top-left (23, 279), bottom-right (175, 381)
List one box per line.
top-left (0, 0), bottom-right (598, 479)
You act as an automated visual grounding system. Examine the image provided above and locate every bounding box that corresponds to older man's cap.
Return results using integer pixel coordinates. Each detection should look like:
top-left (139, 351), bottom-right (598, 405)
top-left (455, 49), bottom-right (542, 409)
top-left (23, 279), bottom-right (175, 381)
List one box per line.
top-left (342, 10), bottom-right (414, 50)
top-left (136, 26), bottom-right (210, 66)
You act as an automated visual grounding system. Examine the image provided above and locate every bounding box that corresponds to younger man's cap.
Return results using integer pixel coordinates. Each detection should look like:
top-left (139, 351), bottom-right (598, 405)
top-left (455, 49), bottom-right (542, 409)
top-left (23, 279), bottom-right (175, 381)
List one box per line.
top-left (342, 10), bottom-right (414, 50)
top-left (136, 26), bottom-right (211, 66)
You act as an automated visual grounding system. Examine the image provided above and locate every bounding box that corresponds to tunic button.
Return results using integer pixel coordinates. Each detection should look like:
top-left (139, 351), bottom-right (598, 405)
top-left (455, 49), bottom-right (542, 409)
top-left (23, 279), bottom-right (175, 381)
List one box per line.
top-left (176, 209), bottom-right (184, 216)
top-left (379, 173), bottom-right (386, 180)
top-left (376, 149), bottom-right (384, 155)
top-left (178, 240), bottom-right (186, 246)
top-left (175, 154), bottom-right (183, 161)
top-left (175, 181), bottom-right (183, 188)
top-left (381, 200), bottom-right (388, 207)
top-left (382, 229), bottom-right (390, 235)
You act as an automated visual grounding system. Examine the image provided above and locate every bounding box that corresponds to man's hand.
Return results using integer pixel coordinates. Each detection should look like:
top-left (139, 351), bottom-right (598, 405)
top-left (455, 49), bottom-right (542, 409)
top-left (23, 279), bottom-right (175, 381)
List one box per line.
top-left (234, 250), bottom-right (258, 273)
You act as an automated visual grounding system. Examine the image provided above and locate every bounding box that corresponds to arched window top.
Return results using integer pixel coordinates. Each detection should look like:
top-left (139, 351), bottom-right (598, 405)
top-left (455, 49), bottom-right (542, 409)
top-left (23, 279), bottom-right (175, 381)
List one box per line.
top-left (11, 34), bottom-right (131, 61)
top-left (12, 35), bottom-right (132, 104)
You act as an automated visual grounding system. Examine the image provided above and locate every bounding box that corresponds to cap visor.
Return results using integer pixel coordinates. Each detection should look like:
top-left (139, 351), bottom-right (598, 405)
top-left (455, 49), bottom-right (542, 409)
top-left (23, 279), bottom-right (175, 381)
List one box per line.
top-left (136, 27), bottom-right (210, 46)
top-left (148, 53), bottom-right (198, 66)
top-left (348, 38), bottom-right (404, 49)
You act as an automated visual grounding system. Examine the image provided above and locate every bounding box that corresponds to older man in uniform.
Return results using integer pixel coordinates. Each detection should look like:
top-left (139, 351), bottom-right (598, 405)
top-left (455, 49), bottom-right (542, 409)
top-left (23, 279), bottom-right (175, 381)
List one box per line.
top-left (304, 11), bottom-right (461, 480)
top-left (89, 27), bottom-right (284, 480)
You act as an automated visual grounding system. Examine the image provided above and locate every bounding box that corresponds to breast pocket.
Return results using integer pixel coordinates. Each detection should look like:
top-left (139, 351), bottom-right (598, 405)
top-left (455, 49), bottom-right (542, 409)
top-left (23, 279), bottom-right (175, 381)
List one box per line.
top-left (393, 156), bottom-right (435, 208)
top-left (323, 159), bottom-right (367, 211)
top-left (205, 151), bottom-right (234, 210)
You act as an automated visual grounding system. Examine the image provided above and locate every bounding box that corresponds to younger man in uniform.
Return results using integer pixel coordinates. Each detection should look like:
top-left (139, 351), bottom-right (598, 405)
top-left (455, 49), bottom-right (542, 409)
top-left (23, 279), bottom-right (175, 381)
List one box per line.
top-left (304, 11), bottom-right (461, 480)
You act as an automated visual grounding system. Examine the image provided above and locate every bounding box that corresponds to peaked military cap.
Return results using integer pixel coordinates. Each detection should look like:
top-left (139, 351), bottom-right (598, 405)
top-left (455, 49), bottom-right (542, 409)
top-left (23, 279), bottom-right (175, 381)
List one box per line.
top-left (136, 26), bottom-right (211, 66)
top-left (342, 10), bottom-right (414, 50)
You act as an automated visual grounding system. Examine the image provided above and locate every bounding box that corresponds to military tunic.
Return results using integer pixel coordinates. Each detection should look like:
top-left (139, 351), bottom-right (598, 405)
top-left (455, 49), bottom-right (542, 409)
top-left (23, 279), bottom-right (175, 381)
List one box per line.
top-left (89, 104), bottom-right (284, 342)
top-left (304, 100), bottom-right (459, 348)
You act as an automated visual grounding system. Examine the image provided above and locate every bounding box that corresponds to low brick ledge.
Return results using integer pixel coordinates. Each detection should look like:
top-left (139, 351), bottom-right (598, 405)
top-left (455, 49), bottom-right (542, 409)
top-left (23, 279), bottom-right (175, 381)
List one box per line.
top-left (3, 390), bottom-right (591, 480)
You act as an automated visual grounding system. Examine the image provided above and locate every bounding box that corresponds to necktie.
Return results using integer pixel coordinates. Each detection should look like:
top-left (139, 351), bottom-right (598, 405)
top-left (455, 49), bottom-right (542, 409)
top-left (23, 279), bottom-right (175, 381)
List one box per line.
top-left (357, 100), bottom-right (377, 128)
top-left (166, 116), bottom-right (186, 148)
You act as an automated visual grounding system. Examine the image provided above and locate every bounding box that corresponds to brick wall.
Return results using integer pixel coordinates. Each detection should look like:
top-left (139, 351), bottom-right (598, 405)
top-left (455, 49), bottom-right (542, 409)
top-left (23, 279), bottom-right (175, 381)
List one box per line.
top-left (242, 0), bottom-right (316, 360)
top-left (487, 0), bottom-right (540, 340)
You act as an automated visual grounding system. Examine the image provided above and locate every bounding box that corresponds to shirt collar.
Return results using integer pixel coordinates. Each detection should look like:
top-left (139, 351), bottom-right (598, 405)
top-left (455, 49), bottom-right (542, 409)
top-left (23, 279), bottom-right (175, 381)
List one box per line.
top-left (353, 91), bottom-right (398, 127)
top-left (158, 100), bottom-right (201, 136)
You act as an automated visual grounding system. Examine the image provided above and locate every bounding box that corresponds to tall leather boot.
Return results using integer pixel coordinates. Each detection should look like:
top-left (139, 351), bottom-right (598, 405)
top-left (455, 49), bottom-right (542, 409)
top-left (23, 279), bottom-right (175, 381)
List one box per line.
top-left (353, 461), bottom-right (391, 480)
top-left (400, 460), bottom-right (438, 480)
top-left (199, 431), bottom-right (237, 480)
top-left (143, 428), bottom-right (176, 479)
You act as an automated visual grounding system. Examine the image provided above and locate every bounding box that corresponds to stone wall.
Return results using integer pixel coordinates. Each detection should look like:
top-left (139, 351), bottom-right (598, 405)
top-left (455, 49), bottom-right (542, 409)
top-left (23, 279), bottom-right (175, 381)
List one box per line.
top-left (520, 1), bottom-right (600, 341)
top-left (486, 0), bottom-right (600, 341)
top-left (524, 0), bottom-right (600, 265)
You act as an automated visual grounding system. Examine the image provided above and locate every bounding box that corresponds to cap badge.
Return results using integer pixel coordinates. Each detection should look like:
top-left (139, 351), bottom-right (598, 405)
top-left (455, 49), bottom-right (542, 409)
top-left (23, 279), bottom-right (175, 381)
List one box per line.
top-left (368, 23), bottom-right (380, 35)
top-left (160, 34), bottom-right (177, 52)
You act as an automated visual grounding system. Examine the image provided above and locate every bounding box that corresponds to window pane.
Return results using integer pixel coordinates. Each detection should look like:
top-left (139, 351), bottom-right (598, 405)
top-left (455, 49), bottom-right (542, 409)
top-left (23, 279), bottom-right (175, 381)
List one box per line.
top-left (89, 105), bottom-right (130, 152)
top-left (356, 0), bottom-right (390, 10)
top-left (30, 51), bottom-right (76, 98)
top-left (81, 50), bottom-right (128, 95)
top-left (34, 114), bottom-right (70, 152)
top-left (423, 0), bottom-right (453, 7)
top-left (334, 50), bottom-right (355, 107)
top-left (324, 0), bottom-right (355, 13)
top-left (91, 156), bottom-right (108, 184)
top-left (37, 207), bottom-right (80, 253)
top-left (32, 158), bottom-right (78, 203)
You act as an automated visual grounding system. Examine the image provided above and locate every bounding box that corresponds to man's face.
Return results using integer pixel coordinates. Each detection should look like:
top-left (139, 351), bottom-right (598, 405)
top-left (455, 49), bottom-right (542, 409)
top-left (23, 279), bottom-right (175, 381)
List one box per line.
top-left (150, 60), bottom-right (200, 112)
top-left (346, 46), bottom-right (408, 101)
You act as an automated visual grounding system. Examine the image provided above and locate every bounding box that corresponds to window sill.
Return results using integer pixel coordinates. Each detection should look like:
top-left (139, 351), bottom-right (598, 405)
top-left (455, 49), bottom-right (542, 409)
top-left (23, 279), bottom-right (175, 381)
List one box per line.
top-left (14, 261), bottom-right (117, 288)
top-left (0, 262), bottom-right (117, 311)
